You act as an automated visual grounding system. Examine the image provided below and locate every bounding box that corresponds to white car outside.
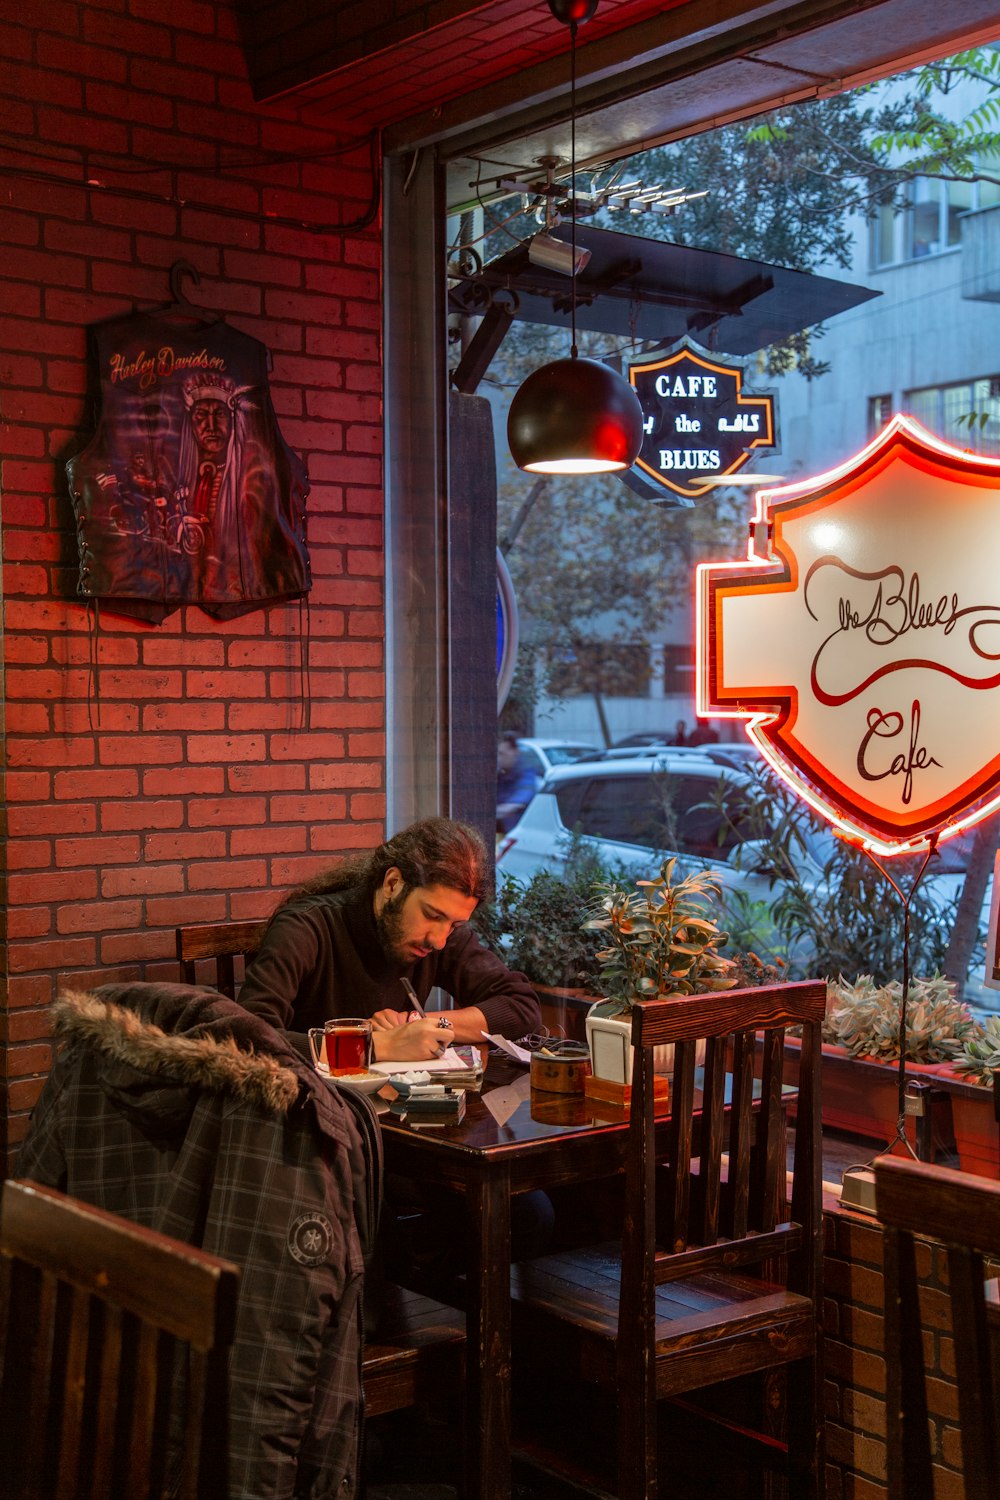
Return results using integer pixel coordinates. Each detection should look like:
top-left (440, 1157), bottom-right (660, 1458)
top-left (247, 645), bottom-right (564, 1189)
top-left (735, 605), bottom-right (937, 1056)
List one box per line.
top-left (495, 752), bottom-right (997, 1009)
top-left (515, 737), bottom-right (602, 778)
top-left (495, 753), bottom-right (829, 964)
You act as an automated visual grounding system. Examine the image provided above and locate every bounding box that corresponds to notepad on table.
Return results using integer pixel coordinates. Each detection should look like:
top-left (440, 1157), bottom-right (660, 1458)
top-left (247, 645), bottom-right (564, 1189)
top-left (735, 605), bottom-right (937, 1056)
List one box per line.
top-left (371, 1045), bottom-right (484, 1087)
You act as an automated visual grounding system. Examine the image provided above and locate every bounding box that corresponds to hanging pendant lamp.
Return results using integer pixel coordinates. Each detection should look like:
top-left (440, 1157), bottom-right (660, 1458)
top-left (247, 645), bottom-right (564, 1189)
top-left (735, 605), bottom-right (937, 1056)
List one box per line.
top-left (508, 0), bottom-right (643, 475)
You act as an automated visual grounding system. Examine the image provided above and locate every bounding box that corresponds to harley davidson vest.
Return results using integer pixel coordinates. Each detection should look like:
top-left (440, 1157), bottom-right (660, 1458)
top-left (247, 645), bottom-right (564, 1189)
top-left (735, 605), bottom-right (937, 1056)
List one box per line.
top-left (67, 313), bottom-right (311, 622)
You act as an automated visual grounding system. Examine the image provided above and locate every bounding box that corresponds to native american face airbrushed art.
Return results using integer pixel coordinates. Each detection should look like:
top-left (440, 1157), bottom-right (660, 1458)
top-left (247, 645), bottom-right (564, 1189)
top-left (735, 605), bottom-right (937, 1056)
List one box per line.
top-left (67, 316), bottom-right (311, 622)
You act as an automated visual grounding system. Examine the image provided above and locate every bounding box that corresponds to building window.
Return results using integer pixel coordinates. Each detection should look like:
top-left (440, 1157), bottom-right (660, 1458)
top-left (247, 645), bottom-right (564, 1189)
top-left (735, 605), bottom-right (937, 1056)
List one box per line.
top-left (548, 642), bottom-right (651, 698)
top-left (905, 376), bottom-right (1000, 452)
top-left (662, 642), bottom-right (695, 697)
top-left (870, 165), bottom-right (1000, 269)
top-left (869, 394), bottom-right (894, 436)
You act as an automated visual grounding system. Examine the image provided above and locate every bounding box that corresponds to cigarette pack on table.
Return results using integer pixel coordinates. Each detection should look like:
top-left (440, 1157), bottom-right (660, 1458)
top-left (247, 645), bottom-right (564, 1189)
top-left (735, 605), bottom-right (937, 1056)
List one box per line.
top-left (388, 1087), bottom-right (466, 1125)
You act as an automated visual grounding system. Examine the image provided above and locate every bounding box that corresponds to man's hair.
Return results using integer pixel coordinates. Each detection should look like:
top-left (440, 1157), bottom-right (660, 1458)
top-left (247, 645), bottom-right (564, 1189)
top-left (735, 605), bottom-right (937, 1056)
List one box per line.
top-left (276, 816), bottom-right (490, 911)
top-left (499, 730), bottom-right (519, 748)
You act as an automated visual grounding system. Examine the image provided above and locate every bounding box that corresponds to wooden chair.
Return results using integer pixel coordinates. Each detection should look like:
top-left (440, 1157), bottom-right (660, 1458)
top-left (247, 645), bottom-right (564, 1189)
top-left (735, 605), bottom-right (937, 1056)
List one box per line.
top-left (176, 918), bottom-right (266, 999)
top-left (875, 1154), bottom-right (1000, 1500)
top-left (0, 1178), bottom-right (239, 1500)
top-left (510, 980), bottom-right (826, 1500)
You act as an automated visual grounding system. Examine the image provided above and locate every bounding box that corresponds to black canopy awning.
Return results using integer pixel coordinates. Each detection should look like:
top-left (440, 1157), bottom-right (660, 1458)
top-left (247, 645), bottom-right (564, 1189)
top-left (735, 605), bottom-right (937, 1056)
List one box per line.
top-left (449, 222), bottom-right (879, 359)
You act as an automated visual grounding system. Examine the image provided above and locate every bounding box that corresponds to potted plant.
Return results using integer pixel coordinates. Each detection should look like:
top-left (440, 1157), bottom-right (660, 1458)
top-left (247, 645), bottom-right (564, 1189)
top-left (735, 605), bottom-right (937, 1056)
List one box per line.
top-left (807, 973), bottom-right (975, 1145)
top-left (582, 857), bottom-right (738, 1089)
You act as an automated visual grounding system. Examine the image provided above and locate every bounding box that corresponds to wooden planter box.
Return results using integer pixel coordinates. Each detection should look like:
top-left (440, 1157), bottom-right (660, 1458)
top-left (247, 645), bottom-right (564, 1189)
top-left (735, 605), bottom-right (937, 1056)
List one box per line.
top-left (916, 1066), bottom-right (999, 1178)
top-left (782, 1038), bottom-right (955, 1154)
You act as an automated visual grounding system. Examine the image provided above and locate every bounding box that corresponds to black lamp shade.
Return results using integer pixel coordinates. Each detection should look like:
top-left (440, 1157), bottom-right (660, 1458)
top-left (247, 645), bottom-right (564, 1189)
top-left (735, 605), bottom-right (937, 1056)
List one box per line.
top-left (507, 356), bottom-right (645, 474)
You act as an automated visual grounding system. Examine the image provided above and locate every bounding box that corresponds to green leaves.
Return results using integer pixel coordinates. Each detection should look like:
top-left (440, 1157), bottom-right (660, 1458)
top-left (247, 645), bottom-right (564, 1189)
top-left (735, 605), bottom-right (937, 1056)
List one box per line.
top-left (585, 857), bottom-right (737, 1009)
top-left (474, 835), bottom-right (621, 990)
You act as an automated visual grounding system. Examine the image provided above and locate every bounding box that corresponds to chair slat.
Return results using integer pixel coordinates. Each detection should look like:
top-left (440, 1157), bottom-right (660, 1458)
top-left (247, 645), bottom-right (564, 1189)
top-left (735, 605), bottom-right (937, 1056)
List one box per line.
top-left (752, 1026), bottom-right (785, 1233)
top-left (699, 1033), bottom-right (728, 1244)
top-left (653, 1223), bottom-right (802, 1283)
top-left (949, 1246), bottom-right (994, 1499)
top-left (663, 1036), bottom-right (695, 1253)
top-left (129, 1321), bottom-right (165, 1500)
top-left (725, 1028), bottom-right (755, 1239)
top-left (54, 1284), bottom-right (89, 1500)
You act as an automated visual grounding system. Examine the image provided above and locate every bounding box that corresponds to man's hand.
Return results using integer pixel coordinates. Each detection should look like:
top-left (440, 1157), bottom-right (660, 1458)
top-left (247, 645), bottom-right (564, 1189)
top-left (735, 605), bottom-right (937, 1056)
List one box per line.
top-left (371, 1003), bottom-right (490, 1046)
top-left (372, 1015), bottom-right (454, 1061)
top-left (371, 1008), bottom-right (409, 1030)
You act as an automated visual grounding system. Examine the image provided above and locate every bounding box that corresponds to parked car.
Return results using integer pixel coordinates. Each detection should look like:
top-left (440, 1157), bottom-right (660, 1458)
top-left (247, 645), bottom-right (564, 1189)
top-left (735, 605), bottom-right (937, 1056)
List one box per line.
top-left (495, 753), bottom-right (831, 969)
top-left (601, 740), bottom-right (764, 768)
top-left (496, 753), bottom-right (813, 882)
top-left (494, 752), bottom-right (997, 994)
top-left (514, 737), bottom-right (602, 778)
top-left (610, 731), bottom-right (679, 749)
top-left (690, 741), bottom-right (765, 771)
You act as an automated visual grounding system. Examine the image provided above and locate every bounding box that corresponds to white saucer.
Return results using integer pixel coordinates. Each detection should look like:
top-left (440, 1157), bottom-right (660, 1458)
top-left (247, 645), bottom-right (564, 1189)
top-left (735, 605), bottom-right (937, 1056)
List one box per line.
top-left (316, 1064), bottom-right (385, 1094)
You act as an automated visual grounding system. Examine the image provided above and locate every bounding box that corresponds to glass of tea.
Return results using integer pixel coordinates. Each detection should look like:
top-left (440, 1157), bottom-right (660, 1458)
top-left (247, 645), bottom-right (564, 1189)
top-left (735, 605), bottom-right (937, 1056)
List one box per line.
top-left (308, 1017), bottom-right (373, 1076)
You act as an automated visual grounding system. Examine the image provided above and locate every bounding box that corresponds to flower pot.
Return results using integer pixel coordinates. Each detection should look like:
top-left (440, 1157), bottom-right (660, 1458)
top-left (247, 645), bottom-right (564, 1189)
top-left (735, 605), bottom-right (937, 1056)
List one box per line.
top-left (584, 1000), bottom-right (705, 1085)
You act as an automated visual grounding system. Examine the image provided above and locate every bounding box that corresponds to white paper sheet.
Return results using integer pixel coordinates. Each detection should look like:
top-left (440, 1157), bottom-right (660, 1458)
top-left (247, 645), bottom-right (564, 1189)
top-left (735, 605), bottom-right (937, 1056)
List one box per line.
top-left (482, 1032), bottom-right (532, 1065)
top-left (370, 1046), bottom-right (474, 1076)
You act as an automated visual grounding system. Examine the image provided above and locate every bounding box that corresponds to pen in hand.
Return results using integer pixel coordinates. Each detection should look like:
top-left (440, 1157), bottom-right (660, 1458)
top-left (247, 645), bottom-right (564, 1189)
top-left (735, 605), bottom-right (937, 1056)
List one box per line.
top-left (400, 978), bottom-right (425, 1018)
top-left (400, 978), bottom-right (453, 1033)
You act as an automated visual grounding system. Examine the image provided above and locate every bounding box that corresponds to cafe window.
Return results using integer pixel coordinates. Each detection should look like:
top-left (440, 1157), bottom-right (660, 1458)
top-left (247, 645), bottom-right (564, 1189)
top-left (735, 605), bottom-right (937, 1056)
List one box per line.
top-left (905, 375), bottom-right (1000, 452)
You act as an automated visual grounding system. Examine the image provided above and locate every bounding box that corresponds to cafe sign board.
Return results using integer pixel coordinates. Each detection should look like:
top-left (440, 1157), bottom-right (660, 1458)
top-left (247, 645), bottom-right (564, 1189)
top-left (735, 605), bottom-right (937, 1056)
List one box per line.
top-left (627, 340), bottom-right (776, 501)
top-left (696, 414), bottom-right (1000, 855)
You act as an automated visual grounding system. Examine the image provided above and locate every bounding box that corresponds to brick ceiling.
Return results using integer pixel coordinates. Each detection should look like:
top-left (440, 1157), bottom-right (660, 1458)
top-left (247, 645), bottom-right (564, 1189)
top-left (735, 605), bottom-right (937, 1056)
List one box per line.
top-left (241, 0), bottom-right (689, 128)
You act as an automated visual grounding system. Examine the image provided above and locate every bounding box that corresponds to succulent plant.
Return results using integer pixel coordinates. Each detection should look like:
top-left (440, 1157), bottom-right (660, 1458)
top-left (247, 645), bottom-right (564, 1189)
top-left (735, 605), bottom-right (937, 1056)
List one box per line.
top-left (822, 973), bottom-right (976, 1063)
top-left (952, 1015), bottom-right (1000, 1085)
top-left (583, 857), bottom-right (738, 1011)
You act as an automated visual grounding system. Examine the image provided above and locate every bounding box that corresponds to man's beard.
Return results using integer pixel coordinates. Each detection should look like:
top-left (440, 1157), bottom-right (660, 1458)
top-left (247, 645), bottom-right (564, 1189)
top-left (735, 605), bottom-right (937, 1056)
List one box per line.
top-left (375, 887), bottom-right (412, 965)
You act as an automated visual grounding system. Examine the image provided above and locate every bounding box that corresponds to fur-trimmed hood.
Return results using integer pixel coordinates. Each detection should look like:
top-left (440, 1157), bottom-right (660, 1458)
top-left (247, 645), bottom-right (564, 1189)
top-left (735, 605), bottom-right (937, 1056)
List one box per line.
top-left (54, 982), bottom-right (303, 1116)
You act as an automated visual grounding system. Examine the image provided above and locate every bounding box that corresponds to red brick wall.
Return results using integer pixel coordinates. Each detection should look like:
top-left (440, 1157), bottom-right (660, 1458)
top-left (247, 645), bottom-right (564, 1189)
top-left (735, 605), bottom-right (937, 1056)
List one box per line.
top-left (824, 1201), bottom-right (966, 1499)
top-left (1, 0), bottom-right (385, 1169)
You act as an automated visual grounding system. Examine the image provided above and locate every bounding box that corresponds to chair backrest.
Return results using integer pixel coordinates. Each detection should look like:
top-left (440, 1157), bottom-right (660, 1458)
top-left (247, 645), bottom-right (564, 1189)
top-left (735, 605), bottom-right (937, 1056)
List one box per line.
top-left (0, 1178), bottom-right (240, 1500)
top-left (875, 1154), bottom-right (1000, 1500)
top-left (176, 919), bottom-right (266, 999)
top-left (623, 981), bottom-right (826, 1333)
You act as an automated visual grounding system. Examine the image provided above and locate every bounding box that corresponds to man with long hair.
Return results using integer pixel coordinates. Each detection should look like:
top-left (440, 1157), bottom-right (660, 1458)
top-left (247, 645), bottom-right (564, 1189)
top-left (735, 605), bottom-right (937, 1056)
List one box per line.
top-left (239, 816), bottom-right (540, 1062)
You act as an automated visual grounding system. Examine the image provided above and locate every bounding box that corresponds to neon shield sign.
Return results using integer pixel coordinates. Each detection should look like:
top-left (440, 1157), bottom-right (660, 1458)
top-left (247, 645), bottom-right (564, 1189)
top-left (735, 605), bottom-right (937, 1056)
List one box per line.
top-left (697, 415), bottom-right (1000, 855)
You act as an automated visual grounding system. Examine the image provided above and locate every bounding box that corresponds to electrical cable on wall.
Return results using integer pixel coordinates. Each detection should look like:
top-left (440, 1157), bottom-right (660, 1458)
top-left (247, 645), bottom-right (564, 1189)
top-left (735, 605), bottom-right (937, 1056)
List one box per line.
top-left (0, 128), bottom-right (382, 234)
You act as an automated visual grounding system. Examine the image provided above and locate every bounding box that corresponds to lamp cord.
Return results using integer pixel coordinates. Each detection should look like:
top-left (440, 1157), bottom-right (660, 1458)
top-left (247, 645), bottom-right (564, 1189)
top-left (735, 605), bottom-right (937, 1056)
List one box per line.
top-left (865, 833), bottom-right (939, 1155)
top-left (570, 18), bottom-right (578, 359)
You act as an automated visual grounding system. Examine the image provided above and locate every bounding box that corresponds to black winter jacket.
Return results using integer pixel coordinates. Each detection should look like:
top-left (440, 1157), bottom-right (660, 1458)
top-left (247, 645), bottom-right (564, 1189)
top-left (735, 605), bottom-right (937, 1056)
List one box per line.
top-left (16, 982), bottom-right (373, 1500)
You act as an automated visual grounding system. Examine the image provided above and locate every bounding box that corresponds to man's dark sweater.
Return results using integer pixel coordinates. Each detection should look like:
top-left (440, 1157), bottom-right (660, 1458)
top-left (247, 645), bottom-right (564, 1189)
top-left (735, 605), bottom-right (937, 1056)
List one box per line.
top-left (239, 883), bottom-right (540, 1042)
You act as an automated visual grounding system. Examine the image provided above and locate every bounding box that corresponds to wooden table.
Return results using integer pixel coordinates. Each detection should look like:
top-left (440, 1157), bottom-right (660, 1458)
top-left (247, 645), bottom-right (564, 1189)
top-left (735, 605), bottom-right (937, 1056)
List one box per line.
top-left (378, 1055), bottom-right (686, 1500)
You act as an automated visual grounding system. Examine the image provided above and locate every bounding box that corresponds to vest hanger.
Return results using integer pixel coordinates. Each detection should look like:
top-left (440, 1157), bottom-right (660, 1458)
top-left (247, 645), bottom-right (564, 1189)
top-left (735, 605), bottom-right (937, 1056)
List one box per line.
top-left (164, 260), bottom-right (220, 324)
